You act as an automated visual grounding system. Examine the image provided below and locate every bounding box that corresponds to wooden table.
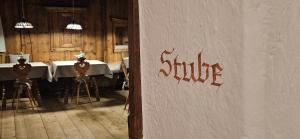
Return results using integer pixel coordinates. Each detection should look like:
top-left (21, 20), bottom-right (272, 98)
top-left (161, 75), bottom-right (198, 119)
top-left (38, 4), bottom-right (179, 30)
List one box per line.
top-left (108, 57), bottom-right (129, 73)
top-left (51, 60), bottom-right (113, 103)
top-left (107, 57), bottom-right (129, 89)
top-left (0, 62), bottom-right (52, 109)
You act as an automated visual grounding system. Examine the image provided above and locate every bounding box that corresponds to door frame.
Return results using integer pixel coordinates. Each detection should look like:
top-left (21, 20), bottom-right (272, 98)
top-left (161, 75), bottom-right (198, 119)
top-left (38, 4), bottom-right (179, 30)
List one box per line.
top-left (128, 0), bottom-right (143, 139)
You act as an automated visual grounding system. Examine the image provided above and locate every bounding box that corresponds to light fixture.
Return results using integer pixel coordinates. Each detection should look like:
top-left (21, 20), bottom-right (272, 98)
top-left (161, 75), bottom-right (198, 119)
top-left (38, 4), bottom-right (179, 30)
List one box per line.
top-left (15, 0), bottom-right (34, 29)
top-left (14, 20), bottom-right (34, 29)
top-left (66, 21), bottom-right (82, 30)
top-left (66, 0), bottom-right (82, 30)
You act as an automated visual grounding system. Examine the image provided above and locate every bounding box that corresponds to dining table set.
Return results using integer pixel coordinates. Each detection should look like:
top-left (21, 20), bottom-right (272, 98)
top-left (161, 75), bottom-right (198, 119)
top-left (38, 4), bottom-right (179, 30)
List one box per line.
top-left (0, 59), bottom-right (115, 110)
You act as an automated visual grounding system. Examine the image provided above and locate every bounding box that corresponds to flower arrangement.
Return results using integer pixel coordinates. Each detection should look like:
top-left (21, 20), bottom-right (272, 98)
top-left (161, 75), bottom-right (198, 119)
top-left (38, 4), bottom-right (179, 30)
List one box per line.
top-left (17, 52), bottom-right (27, 63)
top-left (75, 51), bottom-right (86, 61)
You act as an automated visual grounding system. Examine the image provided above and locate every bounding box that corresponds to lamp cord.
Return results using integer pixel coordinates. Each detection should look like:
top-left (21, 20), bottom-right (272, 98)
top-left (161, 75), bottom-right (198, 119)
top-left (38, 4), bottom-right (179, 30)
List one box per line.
top-left (72, 0), bottom-right (75, 21)
top-left (21, 0), bottom-right (25, 19)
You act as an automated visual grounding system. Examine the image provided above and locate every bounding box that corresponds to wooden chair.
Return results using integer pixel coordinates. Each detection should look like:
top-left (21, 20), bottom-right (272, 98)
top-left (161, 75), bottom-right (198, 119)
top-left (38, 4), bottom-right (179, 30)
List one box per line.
top-left (121, 59), bottom-right (129, 89)
top-left (12, 58), bottom-right (36, 111)
top-left (121, 58), bottom-right (129, 110)
top-left (72, 57), bottom-right (93, 104)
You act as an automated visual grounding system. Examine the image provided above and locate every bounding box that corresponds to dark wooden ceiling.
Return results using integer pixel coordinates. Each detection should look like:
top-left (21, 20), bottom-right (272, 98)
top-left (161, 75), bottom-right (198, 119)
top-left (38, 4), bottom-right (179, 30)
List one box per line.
top-left (41, 0), bottom-right (89, 7)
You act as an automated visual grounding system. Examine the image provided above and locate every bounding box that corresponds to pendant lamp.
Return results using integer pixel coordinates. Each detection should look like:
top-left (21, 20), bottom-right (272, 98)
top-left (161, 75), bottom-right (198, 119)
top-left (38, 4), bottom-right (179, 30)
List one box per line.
top-left (15, 0), bottom-right (33, 29)
top-left (66, 0), bottom-right (82, 30)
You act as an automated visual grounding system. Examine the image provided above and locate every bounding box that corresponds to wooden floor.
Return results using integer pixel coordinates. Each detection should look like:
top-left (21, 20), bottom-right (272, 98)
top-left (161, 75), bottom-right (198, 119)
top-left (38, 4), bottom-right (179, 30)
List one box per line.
top-left (0, 90), bottom-right (129, 139)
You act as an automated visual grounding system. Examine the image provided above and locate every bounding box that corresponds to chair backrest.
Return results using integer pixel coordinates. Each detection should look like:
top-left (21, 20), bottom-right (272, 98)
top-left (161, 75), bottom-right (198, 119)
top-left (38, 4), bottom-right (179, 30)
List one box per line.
top-left (12, 58), bottom-right (31, 82)
top-left (74, 58), bottom-right (90, 78)
top-left (121, 58), bottom-right (129, 82)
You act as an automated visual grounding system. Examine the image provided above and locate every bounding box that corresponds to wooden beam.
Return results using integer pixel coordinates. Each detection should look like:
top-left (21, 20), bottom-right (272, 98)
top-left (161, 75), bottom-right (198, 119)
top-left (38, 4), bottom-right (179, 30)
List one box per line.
top-left (128, 0), bottom-right (143, 138)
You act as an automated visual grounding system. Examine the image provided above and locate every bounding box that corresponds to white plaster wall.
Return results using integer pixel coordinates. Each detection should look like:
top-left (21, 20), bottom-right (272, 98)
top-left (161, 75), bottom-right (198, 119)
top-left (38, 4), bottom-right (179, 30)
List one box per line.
top-left (243, 0), bottom-right (300, 139)
top-left (139, 0), bottom-right (300, 139)
top-left (140, 0), bottom-right (243, 138)
top-left (0, 16), bottom-right (6, 52)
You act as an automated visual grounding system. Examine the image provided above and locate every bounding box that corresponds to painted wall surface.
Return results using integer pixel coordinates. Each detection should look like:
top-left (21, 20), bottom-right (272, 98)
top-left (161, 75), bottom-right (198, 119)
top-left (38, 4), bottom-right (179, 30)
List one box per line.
top-left (140, 0), bottom-right (300, 139)
top-left (0, 16), bottom-right (5, 52)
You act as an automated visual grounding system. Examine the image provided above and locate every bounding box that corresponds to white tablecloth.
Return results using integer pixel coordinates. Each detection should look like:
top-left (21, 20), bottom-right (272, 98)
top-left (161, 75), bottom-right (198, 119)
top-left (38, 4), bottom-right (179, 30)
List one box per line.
top-left (108, 62), bottom-right (122, 73)
top-left (107, 57), bottom-right (129, 74)
top-left (51, 60), bottom-right (113, 81)
top-left (107, 58), bottom-right (129, 74)
top-left (0, 62), bottom-right (52, 82)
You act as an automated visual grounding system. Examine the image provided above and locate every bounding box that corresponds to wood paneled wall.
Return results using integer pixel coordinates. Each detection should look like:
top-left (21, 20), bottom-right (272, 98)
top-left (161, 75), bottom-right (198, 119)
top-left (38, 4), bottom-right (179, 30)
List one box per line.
top-left (105, 0), bottom-right (129, 62)
top-left (0, 0), bottom-right (128, 63)
top-left (0, 53), bottom-right (5, 63)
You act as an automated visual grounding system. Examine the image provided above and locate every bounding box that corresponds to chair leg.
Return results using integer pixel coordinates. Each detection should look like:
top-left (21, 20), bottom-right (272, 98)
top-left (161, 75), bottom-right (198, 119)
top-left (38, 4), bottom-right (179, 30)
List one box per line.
top-left (92, 77), bottom-right (100, 101)
top-left (15, 86), bottom-right (22, 112)
top-left (32, 81), bottom-right (42, 106)
top-left (2, 84), bottom-right (6, 111)
top-left (32, 92), bottom-right (37, 106)
top-left (124, 96), bottom-right (129, 110)
top-left (122, 81), bottom-right (126, 90)
top-left (76, 82), bottom-right (81, 105)
top-left (25, 83), bottom-right (36, 106)
top-left (64, 87), bottom-right (69, 104)
top-left (124, 83), bottom-right (130, 110)
top-left (83, 80), bottom-right (92, 104)
top-left (71, 82), bottom-right (77, 103)
top-left (12, 87), bottom-right (18, 108)
top-left (31, 86), bottom-right (37, 106)
top-left (25, 86), bottom-right (35, 111)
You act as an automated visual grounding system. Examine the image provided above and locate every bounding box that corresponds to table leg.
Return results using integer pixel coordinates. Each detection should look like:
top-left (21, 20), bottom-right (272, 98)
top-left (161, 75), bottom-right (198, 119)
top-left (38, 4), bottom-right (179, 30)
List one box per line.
top-left (64, 87), bottom-right (69, 104)
top-left (33, 80), bottom-right (42, 106)
top-left (92, 77), bottom-right (100, 101)
top-left (1, 83), bottom-right (6, 110)
top-left (35, 88), bottom-right (42, 106)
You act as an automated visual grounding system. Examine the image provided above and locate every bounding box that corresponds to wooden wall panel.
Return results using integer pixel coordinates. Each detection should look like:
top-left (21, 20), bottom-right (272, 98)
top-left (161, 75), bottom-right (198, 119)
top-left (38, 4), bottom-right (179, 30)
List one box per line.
top-left (106, 0), bottom-right (129, 63)
top-left (0, 53), bottom-right (5, 63)
top-left (1, 0), bottom-right (20, 54)
top-left (0, 0), bottom-right (128, 63)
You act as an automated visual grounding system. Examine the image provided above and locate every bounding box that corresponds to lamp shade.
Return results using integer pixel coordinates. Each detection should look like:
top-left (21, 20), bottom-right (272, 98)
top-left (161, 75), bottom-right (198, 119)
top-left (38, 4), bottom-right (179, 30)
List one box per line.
top-left (66, 21), bottom-right (82, 30)
top-left (14, 21), bottom-right (34, 29)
